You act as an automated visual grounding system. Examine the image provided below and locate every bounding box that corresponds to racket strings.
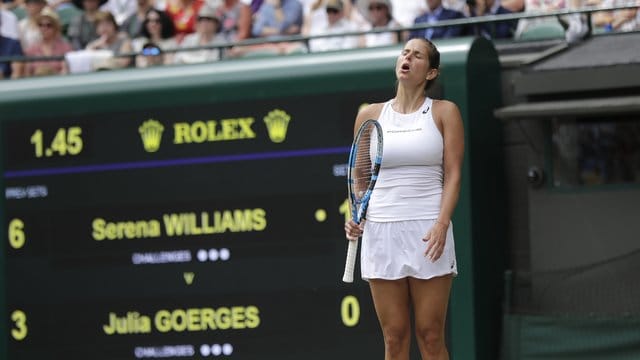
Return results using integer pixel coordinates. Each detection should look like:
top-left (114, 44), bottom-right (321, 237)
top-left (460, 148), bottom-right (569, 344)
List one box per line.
top-left (351, 125), bottom-right (380, 201)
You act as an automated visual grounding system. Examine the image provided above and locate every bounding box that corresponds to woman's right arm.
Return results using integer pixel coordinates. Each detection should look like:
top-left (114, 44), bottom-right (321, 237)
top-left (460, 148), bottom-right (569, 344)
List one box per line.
top-left (344, 102), bottom-right (384, 240)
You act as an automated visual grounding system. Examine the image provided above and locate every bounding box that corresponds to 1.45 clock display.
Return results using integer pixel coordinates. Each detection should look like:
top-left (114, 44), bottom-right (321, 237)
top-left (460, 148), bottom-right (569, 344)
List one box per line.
top-left (29, 126), bottom-right (83, 158)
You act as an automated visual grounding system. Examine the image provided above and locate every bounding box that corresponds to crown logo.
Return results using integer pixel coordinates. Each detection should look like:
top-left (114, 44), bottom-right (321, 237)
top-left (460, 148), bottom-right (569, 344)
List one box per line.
top-left (139, 119), bottom-right (164, 152)
top-left (263, 109), bottom-right (291, 143)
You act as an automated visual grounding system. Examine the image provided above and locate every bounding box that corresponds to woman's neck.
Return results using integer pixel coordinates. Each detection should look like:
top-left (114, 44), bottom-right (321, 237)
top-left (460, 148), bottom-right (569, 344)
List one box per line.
top-left (393, 87), bottom-right (426, 114)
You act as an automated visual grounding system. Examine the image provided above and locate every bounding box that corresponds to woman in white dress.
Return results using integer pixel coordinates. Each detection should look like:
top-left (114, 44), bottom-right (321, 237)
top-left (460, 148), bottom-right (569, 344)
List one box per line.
top-left (345, 37), bottom-right (464, 360)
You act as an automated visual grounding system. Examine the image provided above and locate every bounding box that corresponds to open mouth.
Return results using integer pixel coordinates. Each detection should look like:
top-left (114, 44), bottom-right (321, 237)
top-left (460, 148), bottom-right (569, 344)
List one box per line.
top-left (400, 63), bottom-right (410, 72)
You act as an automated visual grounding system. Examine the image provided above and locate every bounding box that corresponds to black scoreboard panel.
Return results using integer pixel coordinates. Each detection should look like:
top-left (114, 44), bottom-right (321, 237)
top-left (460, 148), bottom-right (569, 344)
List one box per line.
top-left (2, 93), bottom-right (389, 359)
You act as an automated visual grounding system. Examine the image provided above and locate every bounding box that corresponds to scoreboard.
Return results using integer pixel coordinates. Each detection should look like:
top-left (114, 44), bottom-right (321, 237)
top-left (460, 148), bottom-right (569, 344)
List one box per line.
top-left (1, 90), bottom-right (392, 359)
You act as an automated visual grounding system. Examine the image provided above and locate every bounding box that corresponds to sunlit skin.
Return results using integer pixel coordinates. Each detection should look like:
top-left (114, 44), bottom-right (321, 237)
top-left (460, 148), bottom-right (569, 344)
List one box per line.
top-left (344, 38), bottom-right (464, 360)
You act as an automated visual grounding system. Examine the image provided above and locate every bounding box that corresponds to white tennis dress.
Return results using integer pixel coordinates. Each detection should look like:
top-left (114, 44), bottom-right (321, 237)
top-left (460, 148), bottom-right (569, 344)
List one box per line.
top-left (360, 97), bottom-right (458, 281)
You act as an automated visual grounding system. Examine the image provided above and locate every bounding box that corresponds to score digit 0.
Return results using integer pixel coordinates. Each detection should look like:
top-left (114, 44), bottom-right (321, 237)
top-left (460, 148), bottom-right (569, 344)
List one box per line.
top-left (341, 295), bottom-right (360, 327)
top-left (30, 126), bottom-right (83, 158)
top-left (8, 218), bottom-right (26, 249)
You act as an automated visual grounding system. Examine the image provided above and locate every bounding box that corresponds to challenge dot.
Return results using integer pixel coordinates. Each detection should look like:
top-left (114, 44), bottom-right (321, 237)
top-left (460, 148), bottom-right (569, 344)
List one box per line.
top-left (211, 344), bottom-right (222, 356)
top-left (197, 249), bottom-right (208, 262)
top-left (222, 343), bottom-right (233, 355)
top-left (315, 209), bottom-right (327, 222)
top-left (200, 344), bottom-right (211, 356)
top-left (219, 248), bottom-right (230, 261)
top-left (208, 248), bottom-right (219, 261)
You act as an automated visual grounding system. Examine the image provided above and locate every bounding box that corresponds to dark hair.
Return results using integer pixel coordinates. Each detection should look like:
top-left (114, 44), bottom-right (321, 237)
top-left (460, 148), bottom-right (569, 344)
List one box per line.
top-left (411, 37), bottom-right (440, 92)
top-left (141, 9), bottom-right (176, 40)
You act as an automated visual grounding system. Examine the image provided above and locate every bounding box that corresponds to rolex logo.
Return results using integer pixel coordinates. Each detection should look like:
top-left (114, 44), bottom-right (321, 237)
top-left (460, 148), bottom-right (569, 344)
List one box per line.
top-left (139, 119), bottom-right (164, 152)
top-left (263, 109), bottom-right (291, 143)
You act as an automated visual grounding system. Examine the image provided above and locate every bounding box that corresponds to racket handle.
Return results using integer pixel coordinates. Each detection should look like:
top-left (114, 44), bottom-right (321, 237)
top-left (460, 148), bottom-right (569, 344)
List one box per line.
top-left (342, 238), bottom-right (359, 283)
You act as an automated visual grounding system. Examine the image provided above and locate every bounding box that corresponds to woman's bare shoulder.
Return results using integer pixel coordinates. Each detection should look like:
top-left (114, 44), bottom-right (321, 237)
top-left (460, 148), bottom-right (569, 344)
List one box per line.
top-left (355, 102), bottom-right (385, 129)
top-left (432, 99), bottom-right (460, 114)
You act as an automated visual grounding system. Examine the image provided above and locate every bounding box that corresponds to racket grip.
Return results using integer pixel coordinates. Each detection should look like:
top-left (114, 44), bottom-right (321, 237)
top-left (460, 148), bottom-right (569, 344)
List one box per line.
top-left (342, 238), bottom-right (359, 283)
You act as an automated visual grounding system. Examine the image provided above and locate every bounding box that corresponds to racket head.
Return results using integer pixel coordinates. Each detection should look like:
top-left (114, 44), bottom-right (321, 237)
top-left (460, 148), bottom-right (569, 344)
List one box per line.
top-left (347, 119), bottom-right (383, 224)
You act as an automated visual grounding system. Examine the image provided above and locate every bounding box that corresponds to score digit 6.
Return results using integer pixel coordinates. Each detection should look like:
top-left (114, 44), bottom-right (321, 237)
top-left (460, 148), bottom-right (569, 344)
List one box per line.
top-left (8, 218), bottom-right (26, 249)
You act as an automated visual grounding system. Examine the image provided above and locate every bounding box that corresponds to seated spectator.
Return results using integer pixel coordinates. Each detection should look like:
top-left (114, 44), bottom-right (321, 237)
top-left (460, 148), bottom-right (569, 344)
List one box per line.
top-left (467, 0), bottom-right (516, 38)
top-left (165, 0), bottom-right (204, 42)
top-left (251, 0), bottom-right (303, 38)
top-left (173, 4), bottom-right (224, 64)
top-left (214, 0), bottom-right (252, 42)
top-left (19, 0), bottom-right (47, 49)
top-left (0, 32), bottom-right (24, 79)
top-left (593, 0), bottom-right (639, 32)
top-left (120, 0), bottom-right (155, 37)
top-left (67, 0), bottom-right (104, 49)
top-left (137, 41), bottom-right (164, 66)
top-left (132, 8), bottom-right (176, 65)
top-left (24, 7), bottom-right (72, 76)
top-left (86, 10), bottom-right (132, 67)
top-left (358, 0), bottom-right (399, 47)
top-left (308, 0), bottom-right (360, 52)
top-left (409, 0), bottom-right (466, 40)
top-left (99, 0), bottom-right (136, 26)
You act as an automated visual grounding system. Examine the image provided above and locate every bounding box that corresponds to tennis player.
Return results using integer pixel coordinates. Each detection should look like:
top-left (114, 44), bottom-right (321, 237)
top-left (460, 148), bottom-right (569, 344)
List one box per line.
top-left (344, 37), bottom-right (464, 360)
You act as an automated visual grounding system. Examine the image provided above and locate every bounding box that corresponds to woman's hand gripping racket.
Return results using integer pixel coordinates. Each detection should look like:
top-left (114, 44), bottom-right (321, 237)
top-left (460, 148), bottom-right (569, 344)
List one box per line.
top-left (343, 119), bottom-right (383, 283)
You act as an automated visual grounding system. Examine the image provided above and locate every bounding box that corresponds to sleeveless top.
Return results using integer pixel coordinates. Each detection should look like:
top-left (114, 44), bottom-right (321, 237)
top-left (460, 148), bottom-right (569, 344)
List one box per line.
top-left (366, 97), bottom-right (444, 222)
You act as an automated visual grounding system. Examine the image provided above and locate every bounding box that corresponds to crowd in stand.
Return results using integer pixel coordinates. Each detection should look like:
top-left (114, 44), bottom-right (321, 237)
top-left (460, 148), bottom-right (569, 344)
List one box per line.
top-left (1, 0), bottom-right (639, 78)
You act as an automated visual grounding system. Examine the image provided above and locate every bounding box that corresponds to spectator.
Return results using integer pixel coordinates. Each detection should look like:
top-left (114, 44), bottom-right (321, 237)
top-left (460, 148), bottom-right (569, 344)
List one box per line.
top-left (120, 0), bottom-right (154, 38)
top-left (137, 41), bottom-right (163, 66)
top-left (214, 0), bottom-right (252, 42)
top-left (358, 0), bottom-right (399, 47)
top-left (173, 4), bottom-right (224, 64)
top-left (0, 31), bottom-right (24, 79)
top-left (67, 0), bottom-right (105, 49)
top-left (165, 0), bottom-right (204, 42)
top-left (19, 0), bottom-right (47, 49)
top-left (86, 10), bottom-right (132, 67)
top-left (132, 8), bottom-right (176, 65)
top-left (251, 0), bottom-right (303, 38)
top-left (24, 7), bottom-right (72, 76)
top-left (409, 0), bottom-right (466, 40)
top-left (467, 0), bottom-right (516, 38)
top-left (1, 7), bottom-right (19, 39)
top-left (308, 0), bottom-right (360, 52)
top-left (100, 0), bottom-right (136, 25)
top-left (593, 0), bottom-right (639, 32)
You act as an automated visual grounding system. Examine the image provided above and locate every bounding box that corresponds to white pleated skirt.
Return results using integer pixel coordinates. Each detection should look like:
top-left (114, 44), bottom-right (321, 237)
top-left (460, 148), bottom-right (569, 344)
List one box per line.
top-left (360, 219), bottom-right (458, 281)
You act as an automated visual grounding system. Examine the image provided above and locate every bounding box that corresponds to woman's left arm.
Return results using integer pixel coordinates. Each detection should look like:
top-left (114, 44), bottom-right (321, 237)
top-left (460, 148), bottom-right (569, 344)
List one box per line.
top-left (424, 100), bottom-right (464, 261)
top-left (437, 100), bottom-right (464, 226)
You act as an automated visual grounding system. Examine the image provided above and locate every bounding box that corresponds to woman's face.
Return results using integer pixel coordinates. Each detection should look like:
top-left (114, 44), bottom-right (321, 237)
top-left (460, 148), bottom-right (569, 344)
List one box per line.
top-left (97, 19), bottom-right (116, 38)
top-left (38, 18), bottom-right (58, 40)
top-left (146, 12), bottom-right (162, 36)
top-left (396, 38), bottom-right (433, 84)
top-left (197, 17), bottom-right (219, 36)
top-left (367, 2), bottom-right (389, 26)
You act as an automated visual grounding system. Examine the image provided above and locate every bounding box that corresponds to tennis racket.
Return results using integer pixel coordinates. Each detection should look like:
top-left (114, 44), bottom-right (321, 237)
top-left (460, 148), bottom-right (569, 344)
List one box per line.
top-left (342, 119), bottom-right (383, 283)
